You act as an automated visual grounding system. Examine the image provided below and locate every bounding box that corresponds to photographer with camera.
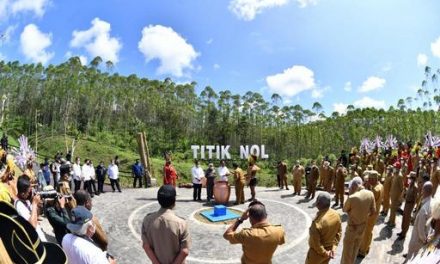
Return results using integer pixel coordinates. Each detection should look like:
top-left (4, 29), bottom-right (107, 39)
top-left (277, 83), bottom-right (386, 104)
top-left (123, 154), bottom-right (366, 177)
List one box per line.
top-left (46, 193), bottom-right (70, 244)
top-left (14, 174), bottom-right (47, 241)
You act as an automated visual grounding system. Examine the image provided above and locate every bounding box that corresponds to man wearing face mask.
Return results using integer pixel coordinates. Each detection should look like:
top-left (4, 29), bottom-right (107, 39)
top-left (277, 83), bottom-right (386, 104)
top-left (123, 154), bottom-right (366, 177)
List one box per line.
top-left (62, 206), bottom-right (116, 264)
top-left (388, 162), bottom-right (404, 228)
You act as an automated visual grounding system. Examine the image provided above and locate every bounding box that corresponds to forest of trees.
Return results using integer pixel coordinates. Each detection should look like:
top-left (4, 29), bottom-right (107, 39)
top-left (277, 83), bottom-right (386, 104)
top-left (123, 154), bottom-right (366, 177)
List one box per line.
top-left (0, 57), bottom-right (439, 161)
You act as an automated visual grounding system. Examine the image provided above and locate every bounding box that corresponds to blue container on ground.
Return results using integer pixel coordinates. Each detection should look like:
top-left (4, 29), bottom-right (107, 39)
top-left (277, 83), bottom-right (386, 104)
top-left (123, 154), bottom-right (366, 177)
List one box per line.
top-left (214, 205), bottom-right (226, 216)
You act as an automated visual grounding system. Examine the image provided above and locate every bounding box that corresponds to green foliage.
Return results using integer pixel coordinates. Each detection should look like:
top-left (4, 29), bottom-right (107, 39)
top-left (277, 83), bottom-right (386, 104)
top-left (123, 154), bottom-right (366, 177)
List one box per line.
top-left (2, 59), bottom-right (440, 187)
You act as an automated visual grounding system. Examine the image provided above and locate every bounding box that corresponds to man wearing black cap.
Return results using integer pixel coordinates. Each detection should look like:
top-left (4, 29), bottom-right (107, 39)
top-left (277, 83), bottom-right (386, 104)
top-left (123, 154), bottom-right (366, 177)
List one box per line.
top-left (141, 185), bottom-right (191, 264)
top-left (62, 206), bottom-right (115, 264)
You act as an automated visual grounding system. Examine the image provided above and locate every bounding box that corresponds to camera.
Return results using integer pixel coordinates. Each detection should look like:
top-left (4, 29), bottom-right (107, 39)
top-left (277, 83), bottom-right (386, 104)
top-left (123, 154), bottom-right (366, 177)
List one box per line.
top-left (35, 190), bottom-right (73, 200)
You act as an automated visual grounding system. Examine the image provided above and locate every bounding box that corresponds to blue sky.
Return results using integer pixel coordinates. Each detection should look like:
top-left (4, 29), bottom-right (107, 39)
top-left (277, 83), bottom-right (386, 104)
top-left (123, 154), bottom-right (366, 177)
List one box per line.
top-left (1, 0), bottom-right (440, 115)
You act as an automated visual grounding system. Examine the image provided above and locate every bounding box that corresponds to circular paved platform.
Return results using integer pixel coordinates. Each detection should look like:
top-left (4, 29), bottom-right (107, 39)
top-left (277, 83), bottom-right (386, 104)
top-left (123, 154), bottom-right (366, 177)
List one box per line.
top-left (41, 186), bottom-right (411, 264)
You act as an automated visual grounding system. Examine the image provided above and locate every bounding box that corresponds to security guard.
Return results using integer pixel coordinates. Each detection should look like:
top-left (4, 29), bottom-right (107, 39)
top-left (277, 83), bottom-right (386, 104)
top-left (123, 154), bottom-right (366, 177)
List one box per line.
top-left (398, 172), bottom-right (418, 240)
top-left (388, 162), bottom-right (404, 227)
top-left (359, 170), bottom-right (383, 257)
top-left (223, 200), bottom-right (285, 264)
top-left (341, 176), bottom-right (376, 264)
top-left (292, 161), bottom-right (305, 196)
top-left (334, 164), bottom-right (347, 208)
top-left (277, 161), bottom-right (289, 190)
top-left (381, 165), bottom-right (393, 216)
top-left (306, 193), bottom-right (342, 264)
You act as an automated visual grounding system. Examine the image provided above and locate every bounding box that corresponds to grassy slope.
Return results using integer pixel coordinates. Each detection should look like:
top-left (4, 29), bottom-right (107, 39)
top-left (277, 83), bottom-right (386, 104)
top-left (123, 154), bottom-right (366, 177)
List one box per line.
top-left (22, 135), bottom-right (282, 188)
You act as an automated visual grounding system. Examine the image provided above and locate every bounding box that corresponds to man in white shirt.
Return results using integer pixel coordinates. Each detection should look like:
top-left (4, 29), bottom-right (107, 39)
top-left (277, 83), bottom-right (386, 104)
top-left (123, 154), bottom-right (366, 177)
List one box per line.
top-left (62, 206), bottom-right (116, 264)
top-left (108, 160), bottom-right (121, 192)
top-left (73, 157), bottom-right (82, 192)
top-left (15, 175), bottom-right (47, 241)
top-left (218, 160), bottom-right (230, 182)
top-left (191, 160), bottom-right (204, 201)
top-left (405, 181), bottom-right (433, 260)
top-left (82, 159), bottom-right (94, 197)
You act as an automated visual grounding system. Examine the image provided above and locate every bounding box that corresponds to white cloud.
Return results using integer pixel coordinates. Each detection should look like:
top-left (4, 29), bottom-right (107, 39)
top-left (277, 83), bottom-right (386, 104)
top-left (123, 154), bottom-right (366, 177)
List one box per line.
top-left (358, 76), bottom-right (386, 93)
top-left (333, 103), bottom-right (348, 115)
top-left (20, 24), bottom-right (53, 64)
top-left (417, 53), bottom-right (428, 67)
top-left (353, 96), bottom-right (385, 109)
top-left (311, 86), bottom-right (329, 99)
top-left (297, 0), bottom-right (317, 8)
top-left (431, 37), bottom-right (440, 58)
top-left (266, 65), bottom-right (315, 97)
top-left (213, 63), bottom-right (220, 70)
top-left (311, 89), bottom-right (323, 98)
top-left (229, 0), bottom-right (288, 21)
top-left (0, 52), bottom-right (6, 61)
top-left (11, 0), bottom-right (49, 17)
top-left (344, 81), bottom-right (352, 92)
top-left (70, 18), bottom-right (122, 64)
top-left (138, 25), bottom-right (199, 77)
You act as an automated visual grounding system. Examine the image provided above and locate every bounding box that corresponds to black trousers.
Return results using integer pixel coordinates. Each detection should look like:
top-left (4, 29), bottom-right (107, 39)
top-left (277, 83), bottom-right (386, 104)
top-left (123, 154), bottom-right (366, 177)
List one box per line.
top-left (110, 179), bottom-right (121, 192)
top-left (90, 179), bottom-right (97, 194)
top-left (74, 179), bottom-right (82, 192)
top-left (193, 183), bottom-right (202, 200)
top-left (97, 176), bottom-right (105, 193)
top-left (83, 180), bottom-right (94, 197)
top-left (206, 181), bottom-right (214, 201)
top-left (133, 176), bottom-right (142, 188)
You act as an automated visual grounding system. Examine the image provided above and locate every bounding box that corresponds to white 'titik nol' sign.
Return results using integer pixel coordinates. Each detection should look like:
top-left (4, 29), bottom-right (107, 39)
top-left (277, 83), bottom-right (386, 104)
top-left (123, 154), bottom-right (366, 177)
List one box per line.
top-left (191, 145), bottom-right (269, 160)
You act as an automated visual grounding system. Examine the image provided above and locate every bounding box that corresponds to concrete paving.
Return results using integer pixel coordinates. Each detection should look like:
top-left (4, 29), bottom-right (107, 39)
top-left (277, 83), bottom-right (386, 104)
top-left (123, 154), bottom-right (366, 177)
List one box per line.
top-left (40, 186), bottom-right (410, 264)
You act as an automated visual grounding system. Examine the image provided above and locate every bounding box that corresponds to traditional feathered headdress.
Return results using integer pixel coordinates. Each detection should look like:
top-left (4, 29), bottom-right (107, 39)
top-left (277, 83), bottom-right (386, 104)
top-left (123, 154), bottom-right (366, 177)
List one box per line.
top-left (359, 138), bottom-right (372, 154)
top-left (12, 135), bottom-right (36, 171)
top-left (424, 131), bottom-right (440, 149)
top-left (384, 135), bottom-right (398, 150)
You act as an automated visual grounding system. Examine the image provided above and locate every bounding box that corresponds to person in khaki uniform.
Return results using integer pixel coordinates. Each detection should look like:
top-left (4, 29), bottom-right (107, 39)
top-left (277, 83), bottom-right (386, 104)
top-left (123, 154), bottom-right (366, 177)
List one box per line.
top-left (224, 200), bottom-right (285, 264)
top-left (277, 161), bottom-right (289, 190)
top-left (381, 165), bottom-right (393, 216)
top-left (324, 163), bottom-right (335, 193)
top-left (142, 185), bottom-right (191, 264)
top-left (374, 157), bottom-right (385, 177)
top-left (232, 163), bottom-right (246, 204)
top-left (398, 172), bottom-right (419, 240)
top-left (292, 161), bottom-right (305, 196)
top-left (319, 161), bottom-right (329, 188)
top-left (359, 170), bottom-right (383, 257)
top-left (333, 164), bottom-right (347, 208)
top-left (306, 193), bottom-right (342, 264)
top-left (341, 176), bottom-right (376, 264)
top-left (388, 162), bottom-right (404, 227)
top-left (306, 161), bottom-right (319, 200)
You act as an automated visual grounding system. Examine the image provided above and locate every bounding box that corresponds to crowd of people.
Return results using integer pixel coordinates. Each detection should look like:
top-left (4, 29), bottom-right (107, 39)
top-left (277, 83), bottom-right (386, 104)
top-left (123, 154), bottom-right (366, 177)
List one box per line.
top-left (0, 146), bottom-right (135, 264)
top-left (3, 133), bottom-right (440, 263)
